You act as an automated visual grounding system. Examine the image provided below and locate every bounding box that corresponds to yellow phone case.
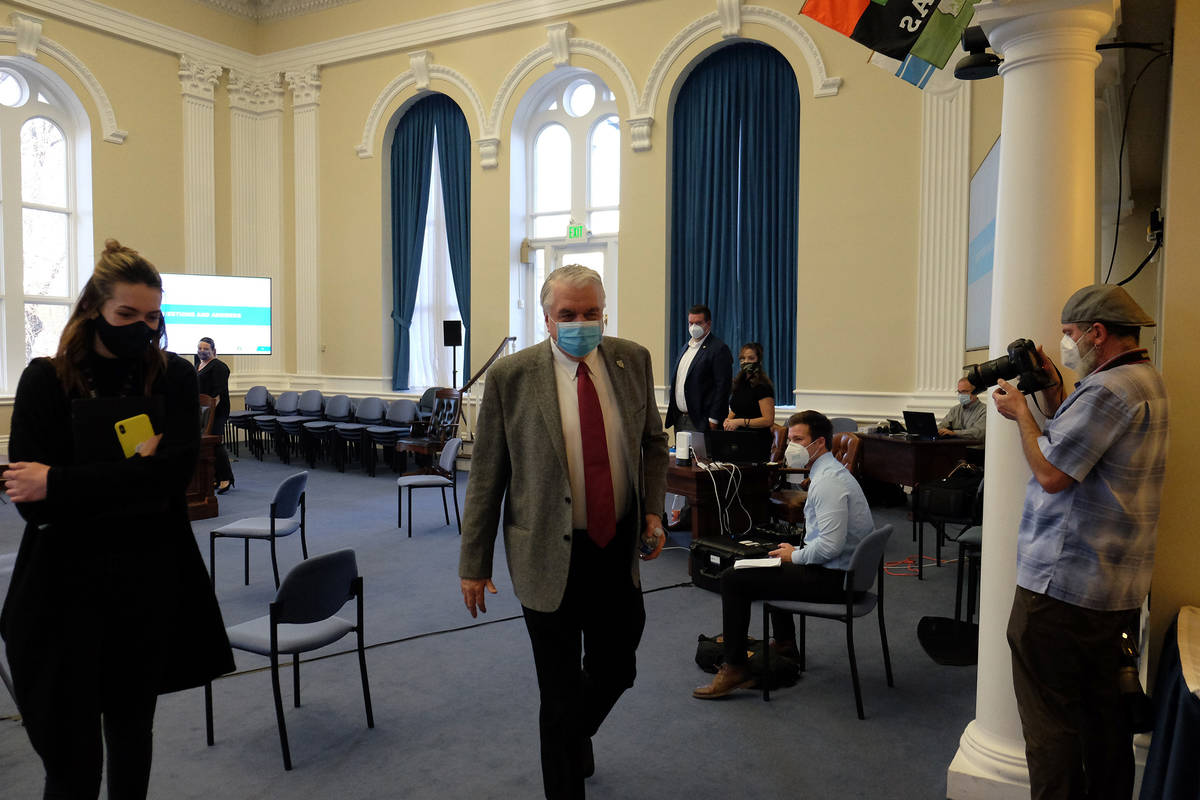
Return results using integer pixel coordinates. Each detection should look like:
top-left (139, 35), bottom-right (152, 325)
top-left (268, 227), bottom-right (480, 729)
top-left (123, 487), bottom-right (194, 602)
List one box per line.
top-left (114, 414), bottom-right (156, 458)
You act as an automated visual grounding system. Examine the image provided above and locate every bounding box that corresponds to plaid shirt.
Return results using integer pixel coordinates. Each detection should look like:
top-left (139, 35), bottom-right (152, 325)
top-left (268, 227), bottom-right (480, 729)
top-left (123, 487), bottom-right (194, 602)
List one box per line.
top-left (1017, 350), bottom-right (1168, 611)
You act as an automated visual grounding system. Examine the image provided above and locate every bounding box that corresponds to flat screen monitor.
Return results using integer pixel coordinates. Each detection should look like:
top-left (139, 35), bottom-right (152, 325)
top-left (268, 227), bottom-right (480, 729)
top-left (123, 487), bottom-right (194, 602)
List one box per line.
top-left (159, 273), bottom-right (272, 355)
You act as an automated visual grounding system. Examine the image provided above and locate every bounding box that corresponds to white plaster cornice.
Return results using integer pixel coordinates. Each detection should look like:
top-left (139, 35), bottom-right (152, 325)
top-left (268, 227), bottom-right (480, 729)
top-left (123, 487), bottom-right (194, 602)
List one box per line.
top-left (0, 25), bottom-right (127, 142)
top-left (193, 0), bottom-right (357, 22)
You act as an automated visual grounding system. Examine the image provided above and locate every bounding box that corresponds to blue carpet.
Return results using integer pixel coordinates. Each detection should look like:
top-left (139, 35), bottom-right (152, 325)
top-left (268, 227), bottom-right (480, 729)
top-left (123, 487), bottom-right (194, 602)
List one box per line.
top-left (1, 454), bottom-right (978, 798)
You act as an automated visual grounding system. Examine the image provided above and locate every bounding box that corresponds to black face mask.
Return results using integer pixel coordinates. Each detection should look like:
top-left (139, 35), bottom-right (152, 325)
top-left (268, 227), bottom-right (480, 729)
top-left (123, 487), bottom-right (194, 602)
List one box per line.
top-left (740, 361), bottom-right (761, 375)
top-left (94, 316), bottom-right (157, 359)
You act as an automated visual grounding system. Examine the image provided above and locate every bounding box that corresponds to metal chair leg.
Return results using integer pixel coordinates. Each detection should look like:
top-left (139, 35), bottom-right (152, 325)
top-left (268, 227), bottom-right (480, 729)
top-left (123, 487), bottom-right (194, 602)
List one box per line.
top-left (440, 487), bottom-right (450, 525)
top-left (205, 682), bottom-right (214, 746)
top-left (846, 615), bottom-right (864, 720)
top-left (270, 538), bottom-right (280, 589)
top-left (293, 655), bottom-right (301, 708)
top-left (244, 539), bottom-right (250, 586)
top-left (270, 653), bottom-right (292, 771)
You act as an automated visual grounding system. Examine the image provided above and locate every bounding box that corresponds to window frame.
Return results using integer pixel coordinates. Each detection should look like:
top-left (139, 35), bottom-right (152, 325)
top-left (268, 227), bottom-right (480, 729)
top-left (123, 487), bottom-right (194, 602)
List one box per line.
top-left (0, 59), bottom-right (92, 392)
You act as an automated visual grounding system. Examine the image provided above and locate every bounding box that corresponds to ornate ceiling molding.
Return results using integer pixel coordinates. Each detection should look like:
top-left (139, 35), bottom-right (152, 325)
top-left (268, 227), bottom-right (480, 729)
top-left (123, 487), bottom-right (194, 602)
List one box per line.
top-left (191, 0), bottom-right (358, 22)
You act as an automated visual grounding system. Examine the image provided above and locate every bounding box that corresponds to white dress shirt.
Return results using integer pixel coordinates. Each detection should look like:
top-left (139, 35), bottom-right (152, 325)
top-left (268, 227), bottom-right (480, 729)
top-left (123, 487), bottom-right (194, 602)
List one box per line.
top-left (550, 339), bottom-right (632, 530)
top-left (673, 332), bottom-right (709, 415)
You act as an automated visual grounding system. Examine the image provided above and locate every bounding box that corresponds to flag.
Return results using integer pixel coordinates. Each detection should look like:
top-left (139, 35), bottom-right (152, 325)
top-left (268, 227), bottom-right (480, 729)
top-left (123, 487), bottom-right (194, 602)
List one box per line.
top-left (801, 0), bottom-right (980, 89)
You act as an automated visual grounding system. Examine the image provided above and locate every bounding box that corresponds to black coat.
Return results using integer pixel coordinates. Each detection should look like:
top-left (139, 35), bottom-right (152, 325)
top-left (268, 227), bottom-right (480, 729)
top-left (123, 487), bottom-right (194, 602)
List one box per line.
top-left (664, 333), bottom-right (734, 430)
top-left (195, 357), bottom-right (231, 430)
top-left (0, 354), bottom-right (234, 728)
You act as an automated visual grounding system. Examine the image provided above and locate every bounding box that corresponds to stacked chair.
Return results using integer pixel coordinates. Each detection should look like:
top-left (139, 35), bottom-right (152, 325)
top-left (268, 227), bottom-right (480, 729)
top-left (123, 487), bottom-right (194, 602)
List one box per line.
top-left (364, 399), bottom-right (419, 476)
top-left (252, 391), bottom-right (300, 460)
top-left (302, 394), bottom-right (354, 468)
top-left (274, 390), bottom-right (325, 465)
top-left (333, 397), bottom-right (387, 473)
top-left (226, 385), bottom-right (272, 456)
top-left (395, 389), bottom-right (461, 473)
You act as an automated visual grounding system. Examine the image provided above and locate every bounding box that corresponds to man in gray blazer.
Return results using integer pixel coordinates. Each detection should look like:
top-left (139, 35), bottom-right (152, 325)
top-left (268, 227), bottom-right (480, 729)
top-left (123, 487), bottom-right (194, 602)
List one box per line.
top-left (459, 265), bottom-right (669, 800)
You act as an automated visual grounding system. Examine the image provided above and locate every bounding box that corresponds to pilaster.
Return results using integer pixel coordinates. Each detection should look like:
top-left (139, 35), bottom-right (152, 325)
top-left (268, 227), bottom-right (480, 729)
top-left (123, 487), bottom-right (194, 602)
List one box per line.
top-left (286, 66), bottom-right (321, 376)
top-left (179, 54), bottom-right (223, 275)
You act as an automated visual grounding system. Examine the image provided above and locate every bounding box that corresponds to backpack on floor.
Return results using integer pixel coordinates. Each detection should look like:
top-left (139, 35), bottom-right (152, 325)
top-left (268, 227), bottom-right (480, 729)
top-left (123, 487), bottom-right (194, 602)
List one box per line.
top-left (695, 633), bottom-right (801, 689)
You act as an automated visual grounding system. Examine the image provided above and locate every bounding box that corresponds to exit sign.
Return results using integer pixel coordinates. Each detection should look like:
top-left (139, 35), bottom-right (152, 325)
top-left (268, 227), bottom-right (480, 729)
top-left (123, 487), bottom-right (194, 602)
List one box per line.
top-left (567, 223), bottom-right (586, 240)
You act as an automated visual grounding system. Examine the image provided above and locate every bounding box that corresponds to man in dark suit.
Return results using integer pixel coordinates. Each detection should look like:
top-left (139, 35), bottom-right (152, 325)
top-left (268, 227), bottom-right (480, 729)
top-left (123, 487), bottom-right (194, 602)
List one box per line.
top-left (459, 265), bottom-right (669, 800)
top-left (664, 303), bottom-right (733, 433)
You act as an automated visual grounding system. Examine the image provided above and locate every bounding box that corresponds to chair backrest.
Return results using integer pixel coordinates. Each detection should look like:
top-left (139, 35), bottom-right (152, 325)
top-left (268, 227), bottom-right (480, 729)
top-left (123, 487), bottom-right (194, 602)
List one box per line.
top-left (274, 391), bottom-right (301, 416)
top-left (323, 394), bottom-right (353, 421)
top-left (769, 424), bottom-right (787, 463)
top-left (272, 471), bottom-right (309, 519)
top-left (386, 398), bottom-right (419, 425)
top-left (354, 397), bottom-right (387, 424)
top-left (846, 525), bottom-right (893, 594)
top-left (429, 389), bottom-right (462, 437)
top-left (198, 393), bottom-right (218, 434)
top-left (830, 416), bottom-right (858, 434)
top-left (297, 389), bottom-right (324, 416)
top-left (417, 386), bottom-right (440, 414)
top-left (438, 437), bottom-right (463, 473)
top-left (245, 385), bottom-right (270, 411)
top-left (273, 549), bottom-right (358, 625)
top-left (831, 433), bottom-right (861, 476)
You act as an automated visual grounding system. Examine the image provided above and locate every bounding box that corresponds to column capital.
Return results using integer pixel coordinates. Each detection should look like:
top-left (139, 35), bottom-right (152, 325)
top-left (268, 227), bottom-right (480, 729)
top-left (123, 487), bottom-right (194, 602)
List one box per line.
top-left (179, 54), bottom-right (223, 101)
top-left (228, 70), bottom-right (284, 114)
top-left (285, 66), bottom-right (321, 108)
top-left (975, 0), bottom-right (1115, 66)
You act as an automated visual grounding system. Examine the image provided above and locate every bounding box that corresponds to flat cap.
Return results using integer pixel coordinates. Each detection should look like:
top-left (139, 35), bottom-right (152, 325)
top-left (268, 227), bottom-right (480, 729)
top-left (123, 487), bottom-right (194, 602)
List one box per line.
top-left (1061, 284), bottom-right (1155, 327)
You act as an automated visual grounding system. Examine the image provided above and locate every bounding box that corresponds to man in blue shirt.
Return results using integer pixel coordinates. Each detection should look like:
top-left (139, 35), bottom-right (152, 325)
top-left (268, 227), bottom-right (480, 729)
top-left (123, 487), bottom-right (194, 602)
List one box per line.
top-left (693, 410), bottom-right (874, 699)
top-left (993, 284), bottom-right (1168, 800)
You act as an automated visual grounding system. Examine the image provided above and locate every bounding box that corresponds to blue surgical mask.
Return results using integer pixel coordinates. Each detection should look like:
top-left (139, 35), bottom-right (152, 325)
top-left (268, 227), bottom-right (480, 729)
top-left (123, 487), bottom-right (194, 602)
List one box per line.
top-left (555, 321), bottom-right (602, 358)
top-left (958, 393), bottom-right (972, 406)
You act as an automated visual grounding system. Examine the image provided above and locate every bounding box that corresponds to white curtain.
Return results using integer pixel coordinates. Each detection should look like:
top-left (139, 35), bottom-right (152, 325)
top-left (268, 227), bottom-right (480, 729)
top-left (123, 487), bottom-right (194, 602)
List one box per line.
top-left (410, 134), bottom-right (463, 389)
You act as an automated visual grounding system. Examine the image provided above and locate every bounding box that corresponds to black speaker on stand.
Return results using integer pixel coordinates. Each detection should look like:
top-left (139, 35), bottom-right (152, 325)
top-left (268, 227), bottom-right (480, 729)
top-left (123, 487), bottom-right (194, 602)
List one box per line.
top-left (443, 320), bottom-right (462, 388)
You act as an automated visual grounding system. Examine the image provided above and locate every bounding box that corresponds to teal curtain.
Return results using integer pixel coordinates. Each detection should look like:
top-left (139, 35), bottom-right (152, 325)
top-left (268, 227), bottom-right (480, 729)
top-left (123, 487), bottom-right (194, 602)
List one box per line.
top-left (670, 42), bottom-right (799, 396)
top-left (390, 93), bottom-right (471, 391)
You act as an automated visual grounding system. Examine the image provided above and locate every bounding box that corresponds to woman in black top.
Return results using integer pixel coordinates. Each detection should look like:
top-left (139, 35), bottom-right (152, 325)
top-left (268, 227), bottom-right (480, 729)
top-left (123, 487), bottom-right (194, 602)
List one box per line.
top-left (195, 337), bottom-right (234, 493)
top-left (1, 240), bottom-right (233, 799)
top-left (723, 342), bottom-right (776, 430)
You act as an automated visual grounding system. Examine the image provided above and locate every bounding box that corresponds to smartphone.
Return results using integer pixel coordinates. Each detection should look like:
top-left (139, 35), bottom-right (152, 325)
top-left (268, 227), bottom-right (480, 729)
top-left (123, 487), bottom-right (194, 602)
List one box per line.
top-left (114, 414), bottom-right (156, 458)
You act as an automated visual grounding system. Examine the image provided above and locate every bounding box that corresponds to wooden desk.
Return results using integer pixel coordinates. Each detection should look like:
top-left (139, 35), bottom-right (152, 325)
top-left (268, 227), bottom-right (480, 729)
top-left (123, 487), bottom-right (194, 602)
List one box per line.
top-left (857, 433), bottom-right (981, 488)
top-left (187, 434), bottom-right (220, 520)
top-left (666, 463), bottom-right (774, 540)
top-left (857, 433), bottom-right (981, 579)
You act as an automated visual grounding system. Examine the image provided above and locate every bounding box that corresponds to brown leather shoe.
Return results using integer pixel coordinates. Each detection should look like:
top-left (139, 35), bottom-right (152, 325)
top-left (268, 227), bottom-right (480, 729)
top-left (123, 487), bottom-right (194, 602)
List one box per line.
top-left (692, 663), bottom-right (754, 699)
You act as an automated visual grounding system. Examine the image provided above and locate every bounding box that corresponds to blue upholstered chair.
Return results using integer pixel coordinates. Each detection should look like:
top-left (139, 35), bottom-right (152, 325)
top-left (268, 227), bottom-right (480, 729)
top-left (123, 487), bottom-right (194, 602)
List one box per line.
top-left (395, 437), bottom-right (462, 536)
top-left (210, 471), bottom-right (308, 589)
top-left (204, 549), bottom-right (373, 771)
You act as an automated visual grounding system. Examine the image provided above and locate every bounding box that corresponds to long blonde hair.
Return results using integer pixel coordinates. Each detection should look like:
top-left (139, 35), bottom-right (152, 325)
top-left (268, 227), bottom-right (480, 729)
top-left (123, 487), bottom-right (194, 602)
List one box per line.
top-left (53, 239), bottom-right (167, 396)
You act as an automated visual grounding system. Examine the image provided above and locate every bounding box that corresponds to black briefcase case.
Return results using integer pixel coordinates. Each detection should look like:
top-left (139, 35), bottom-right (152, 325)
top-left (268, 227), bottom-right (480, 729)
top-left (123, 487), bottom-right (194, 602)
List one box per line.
top-left (690, 536), bottom-right (773, 593)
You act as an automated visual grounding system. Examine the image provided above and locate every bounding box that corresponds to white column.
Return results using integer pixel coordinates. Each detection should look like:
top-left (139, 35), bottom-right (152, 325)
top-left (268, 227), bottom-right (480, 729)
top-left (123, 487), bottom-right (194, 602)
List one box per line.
top-left (915, 82), bottom-right (971, 396)
top-left (179, 55), bottom-right (222, 275)
top-left (285, 66), bottom-right (321, 377)
top-left (228, 70), bottom-right (285, 378)
top-left (947, 2), bottom-right (1115, 798)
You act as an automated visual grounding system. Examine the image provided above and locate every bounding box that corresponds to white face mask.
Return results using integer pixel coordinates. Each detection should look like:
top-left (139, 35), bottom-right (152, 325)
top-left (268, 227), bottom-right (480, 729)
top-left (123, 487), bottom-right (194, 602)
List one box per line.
top-left (1060, 328), bottom-right (1097, 374)
top-left (784, 440), bottom-right (816, 469)
top-left (689, 323), bottom-right (705, 341)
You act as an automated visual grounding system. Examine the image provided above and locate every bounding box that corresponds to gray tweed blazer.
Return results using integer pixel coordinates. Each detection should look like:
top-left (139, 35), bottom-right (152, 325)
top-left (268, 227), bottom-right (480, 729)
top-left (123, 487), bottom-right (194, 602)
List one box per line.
top-left (458, 337), bottom-right (669, 613)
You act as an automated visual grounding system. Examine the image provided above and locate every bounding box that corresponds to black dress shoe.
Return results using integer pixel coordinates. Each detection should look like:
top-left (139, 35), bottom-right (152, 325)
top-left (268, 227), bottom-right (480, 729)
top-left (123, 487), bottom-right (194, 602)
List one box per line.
top-left (216, 480), bottom-right (233, 495)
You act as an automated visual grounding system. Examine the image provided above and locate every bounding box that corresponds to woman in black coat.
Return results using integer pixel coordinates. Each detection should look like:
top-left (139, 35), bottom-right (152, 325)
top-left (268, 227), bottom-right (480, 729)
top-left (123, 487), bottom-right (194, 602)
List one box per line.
top-left (196, 337), bottom-right (234, 493)
top-left (0, 240), bottom-right (234, 799)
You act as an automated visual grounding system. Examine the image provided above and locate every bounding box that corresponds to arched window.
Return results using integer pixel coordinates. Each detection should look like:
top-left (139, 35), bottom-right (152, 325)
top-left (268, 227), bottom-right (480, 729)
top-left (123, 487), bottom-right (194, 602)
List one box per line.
top-left (0, 61), bottom-right (93, 389)
top-left (513, 70), bottom-right (620, 348)
top-left (670, 43), bottom-right (799, 398)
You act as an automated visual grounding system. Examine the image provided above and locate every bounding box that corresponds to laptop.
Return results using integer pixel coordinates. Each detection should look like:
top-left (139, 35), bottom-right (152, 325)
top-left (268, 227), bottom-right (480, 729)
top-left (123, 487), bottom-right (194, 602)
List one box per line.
top-left (902, 410), bottom-right (939, 440)
top-left (703, 429), bottom-right (773, 464)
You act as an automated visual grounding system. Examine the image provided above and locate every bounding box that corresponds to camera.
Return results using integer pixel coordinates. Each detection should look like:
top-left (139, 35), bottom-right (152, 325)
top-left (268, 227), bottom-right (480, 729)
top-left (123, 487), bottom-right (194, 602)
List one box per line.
top-left (966, 338), bottom-right (1056, 395)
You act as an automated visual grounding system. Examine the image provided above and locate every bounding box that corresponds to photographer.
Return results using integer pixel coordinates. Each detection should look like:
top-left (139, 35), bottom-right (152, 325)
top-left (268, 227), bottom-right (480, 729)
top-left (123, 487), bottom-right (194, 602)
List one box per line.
top-left (992, 284), bottom-right (1167, 800)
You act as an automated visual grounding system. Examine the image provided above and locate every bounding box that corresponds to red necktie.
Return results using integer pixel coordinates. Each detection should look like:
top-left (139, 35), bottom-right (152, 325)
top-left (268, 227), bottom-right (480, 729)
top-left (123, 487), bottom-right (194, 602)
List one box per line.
top-left (577, 362), bottom-right (617, 547)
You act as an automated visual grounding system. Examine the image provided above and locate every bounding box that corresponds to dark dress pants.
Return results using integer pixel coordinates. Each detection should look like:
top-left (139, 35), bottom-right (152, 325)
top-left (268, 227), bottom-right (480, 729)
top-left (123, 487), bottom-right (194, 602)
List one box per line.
top-left (522, 519), bottom-right (645, 800)
top-left (1007, 586), bottom-right (1139, 800)
top-left (212, 413), bottom-right (234, 484)
top-left (719, 562), bottom-right (847, 666)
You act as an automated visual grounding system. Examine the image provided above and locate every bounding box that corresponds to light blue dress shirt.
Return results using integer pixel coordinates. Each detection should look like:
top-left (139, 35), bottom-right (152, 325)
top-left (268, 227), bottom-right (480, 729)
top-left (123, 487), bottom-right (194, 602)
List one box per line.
top-left (793, 451), bottom-right (875, 570)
